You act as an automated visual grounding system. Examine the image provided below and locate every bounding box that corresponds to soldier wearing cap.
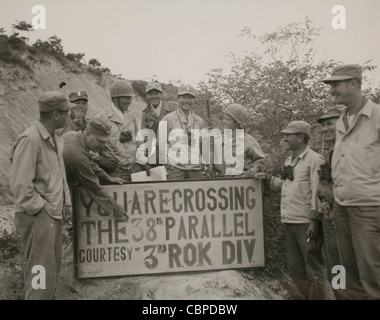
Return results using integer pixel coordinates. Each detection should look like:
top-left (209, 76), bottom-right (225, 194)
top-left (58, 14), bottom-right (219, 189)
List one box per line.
top-left (321, 64), bottom-right (380, 299)
top-left (160, 85), bottom-right (205, 180)
top-left (62, 118), bottom-right (127, 220)
top-left (9, 91), bottom-right (72, 300)
top-left (95, 80), bottom-right (150, 181)
top-left (58, 91), bottom-right (89, 136)
top-left (141, 82), bottom-right (177, 167)
top-left (255, 120), bottom-right (328, 300)
top-left (315, 107), bottom-right (350, 299)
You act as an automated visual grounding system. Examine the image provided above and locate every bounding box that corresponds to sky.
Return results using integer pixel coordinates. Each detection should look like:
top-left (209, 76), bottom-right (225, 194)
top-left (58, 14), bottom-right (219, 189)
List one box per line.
top-left (1, 0), bottom-right (379, 88)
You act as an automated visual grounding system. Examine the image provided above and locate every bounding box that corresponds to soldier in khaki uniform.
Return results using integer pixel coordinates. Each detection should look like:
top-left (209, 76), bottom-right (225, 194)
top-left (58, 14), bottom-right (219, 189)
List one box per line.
top-left (95, 80), bottom-right (150, 181)
top-left (141, 82), bottom-right (177, 167)
top-left (62, 118), bottom-right (127, 219)
top-left (316, 107), bottom-right (349, 300)
top-left (255, 121), bottom-right (329, 300)
top-left (160, 85), bottom-right (205, 180)
top-left (9, 91), bottom-right (72, 300)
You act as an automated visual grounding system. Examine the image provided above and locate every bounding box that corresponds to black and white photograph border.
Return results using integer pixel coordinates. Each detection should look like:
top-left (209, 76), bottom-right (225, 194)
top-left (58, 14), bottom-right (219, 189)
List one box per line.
top-left (0, 0), bottom-right (379, 303)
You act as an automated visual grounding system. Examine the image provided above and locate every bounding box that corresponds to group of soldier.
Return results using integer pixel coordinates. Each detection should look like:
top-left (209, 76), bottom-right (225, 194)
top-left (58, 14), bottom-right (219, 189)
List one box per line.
top-left (8, 63), bottom-right (380, 300)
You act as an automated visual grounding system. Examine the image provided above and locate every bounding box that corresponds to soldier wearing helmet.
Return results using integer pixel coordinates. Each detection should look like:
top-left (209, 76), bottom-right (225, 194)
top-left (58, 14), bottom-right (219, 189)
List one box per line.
top-left (218, 103), bottom-right (267, 177)
top-left (94, 80), bottom-right (150, 181)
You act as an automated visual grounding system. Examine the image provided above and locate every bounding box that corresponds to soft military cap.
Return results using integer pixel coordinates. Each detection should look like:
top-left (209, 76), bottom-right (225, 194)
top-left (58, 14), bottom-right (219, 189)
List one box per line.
top-left (178, 85), bottom-right (196, 97)
top-left (281, 121), bottom-right (311, 136)
top-left (321, 64), bottom-right (362, 83)
top-left (87, 118), bottom-right (111, 141)
top-left (69, 91), bottom-right (88, 102)
top-left (146, 82), bottom-right (162, 93)
top-left (38, 91), bottom-right (70, 112)
top-left (317, 107), bottom-right (344, 123)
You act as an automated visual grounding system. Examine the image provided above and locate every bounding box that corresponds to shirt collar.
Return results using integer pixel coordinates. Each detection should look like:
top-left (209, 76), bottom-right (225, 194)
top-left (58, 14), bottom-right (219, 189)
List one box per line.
top-left (34, 119), bottom-right (51, 140)
top-left (111, 103), bottom-right (124, 122)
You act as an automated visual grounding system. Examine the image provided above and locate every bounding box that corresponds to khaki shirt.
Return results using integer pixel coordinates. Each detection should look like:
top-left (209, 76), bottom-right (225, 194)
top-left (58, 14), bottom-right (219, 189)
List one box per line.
top-left (332, 98), bottom-right (380, 206)
top-left (269, 147), bottom-right (324, 223)
top-left (62, 131), bottom-right (121, 215)
top-left (96, 105), bottom-right (141, 170)
top-left (161, 109), bottom-right (204, 170)
top-left (9, 120), bottom-right (71, 219)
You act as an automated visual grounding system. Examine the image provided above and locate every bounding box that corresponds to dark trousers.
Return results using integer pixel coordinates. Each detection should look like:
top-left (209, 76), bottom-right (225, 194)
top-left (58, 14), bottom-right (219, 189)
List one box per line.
top-left (333, 203), bottom-right (380, 299)
top-left (15, 209), bottom-right (63, 300)
top-left (321, 217), bottom-right (348, 299)
top-left (284, 223), bottom-right (329, 300)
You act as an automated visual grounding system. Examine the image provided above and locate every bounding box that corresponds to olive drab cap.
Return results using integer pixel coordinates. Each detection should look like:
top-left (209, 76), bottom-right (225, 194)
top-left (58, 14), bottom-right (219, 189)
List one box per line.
top-left (281, 121), bottom-right (311, 136)
top-left (69, 91), bottom-right (88, 102)
top-left (222, 103), bottom-right (248, 127)
top-left (38, 91), bottom-right (70, 112)
top-left (321, 64), bottom-right (362, 83)
top-left (177, 85), bottom-right (196, 97)
top-left (317, 107), bottom-right (344, 123)
top-left (110, 80), bottom-right (135, 98)
top-left (87, 118), bottom-right (111, 141)
top-left (146, 82), bottom-right (162, 93)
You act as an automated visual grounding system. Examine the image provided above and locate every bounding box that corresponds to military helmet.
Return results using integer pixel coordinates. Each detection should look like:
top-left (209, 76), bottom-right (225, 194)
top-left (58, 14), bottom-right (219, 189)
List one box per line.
top-left (110, 80), bottom-right (135, 98)
top-left (222, 103), bottom-right (248, 127)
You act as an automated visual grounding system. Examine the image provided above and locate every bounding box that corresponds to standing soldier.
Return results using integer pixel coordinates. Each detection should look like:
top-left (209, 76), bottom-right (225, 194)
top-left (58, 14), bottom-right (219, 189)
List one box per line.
top-left (9, 91), bottom-right (72, 300)
top-left (62, 118), bottom-right (127, 219)
top-left (141, 82), bottom-right (176, 167)
top-left (321, 63), bottom-right (380, 299)
top-left (58, 91), bottom-right (89, 136)
top-left (95, 80), bottom-right (150, 181)
top-left (255, 121), bottom-right (329, 300)
top-left (160, 85), bottom-right (205, 180)
top-left (219, 103), bottom-right (267, 177)
top-left (316, 107), bottom-right (348, 299)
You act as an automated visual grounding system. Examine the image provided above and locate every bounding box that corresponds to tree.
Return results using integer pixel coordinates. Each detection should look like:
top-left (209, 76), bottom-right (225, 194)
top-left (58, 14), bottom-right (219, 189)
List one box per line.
top-left (66, 52), bottom-right (85, 62)
top-left (12, 20), bottom-right (33, 44)
top-left (88, 58), bottom-right (101, 68)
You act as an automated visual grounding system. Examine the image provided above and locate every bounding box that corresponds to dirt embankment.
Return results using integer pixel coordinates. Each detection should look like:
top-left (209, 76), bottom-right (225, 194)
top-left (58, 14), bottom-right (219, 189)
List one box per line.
top-left (0, 57), bottom-right (146, 203)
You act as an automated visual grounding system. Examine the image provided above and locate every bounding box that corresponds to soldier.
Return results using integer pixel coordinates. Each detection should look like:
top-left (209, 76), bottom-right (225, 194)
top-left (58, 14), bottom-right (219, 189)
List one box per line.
top-left (62, 118), bottom-right (127, 219)
top-left (255, 121), bottom-right (329, 300)
top-left (141, 82), bottom-right (176, 167)
top-left (9, 91), bottom-right (72, 300)
top-left (218, 103), bottom-right (267, 177)
top-left (321, 63), bottom-right (380, 299)
top-left (160, 85), bottom-right (205, 180)
top-left (95, 80), bottom-right (150, 181)
top-left (58, 91), bottom-right (89, 136)
top-left (316, 107), bottom-right (348, 299)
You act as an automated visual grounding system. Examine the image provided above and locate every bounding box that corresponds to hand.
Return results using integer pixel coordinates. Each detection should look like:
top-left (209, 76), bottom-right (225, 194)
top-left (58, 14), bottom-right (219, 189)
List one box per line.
top-left (98, 156), bottom-right (118, 172)
top-left (242, 167), bottom-right (260, 178)
top-left (63, 205), bottom-right (73, 226)
top-left (114, 204), bottom-right (129, 221)
top-left (254, 173), bottom-right (269, 181)
top-left (140, 163), bottom-right (151, 176)
top-left (108, 177), bottom-right (125, 185)
top-left (306, 219), bottom-right (319, 240)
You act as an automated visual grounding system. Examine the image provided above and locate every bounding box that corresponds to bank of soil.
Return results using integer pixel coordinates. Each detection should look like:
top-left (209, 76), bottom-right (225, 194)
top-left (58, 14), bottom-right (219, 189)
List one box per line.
top-left (0, 205), bottom-right (303, 300)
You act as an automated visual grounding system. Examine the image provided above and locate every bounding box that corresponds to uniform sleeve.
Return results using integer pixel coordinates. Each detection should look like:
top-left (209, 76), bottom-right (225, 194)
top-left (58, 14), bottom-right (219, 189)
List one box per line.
top-left (9, 136), bottom-right (45, 215)
top-left (66, 157), bottom-right (104, 193)
top-left (245, 136), bottom-right (267, 173)
top-left (268, 175), bottom-right (283, 193)
top-left (310, 155), bottom-right (325, 218)
top-left (90, 161), bottom-right (110, 184)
